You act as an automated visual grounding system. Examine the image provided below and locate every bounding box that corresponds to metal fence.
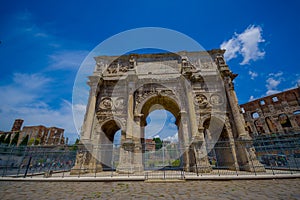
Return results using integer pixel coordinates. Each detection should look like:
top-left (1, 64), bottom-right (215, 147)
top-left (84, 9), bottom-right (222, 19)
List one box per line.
top-left (0, 145), bottom-right (76, 178)
top-left (0, 137), bottom-right (299, 179)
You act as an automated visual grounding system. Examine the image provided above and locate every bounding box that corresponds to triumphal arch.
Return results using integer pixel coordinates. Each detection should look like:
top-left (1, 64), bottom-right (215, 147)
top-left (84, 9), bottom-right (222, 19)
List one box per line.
top-left (71, 49), bottom-right (265, 174)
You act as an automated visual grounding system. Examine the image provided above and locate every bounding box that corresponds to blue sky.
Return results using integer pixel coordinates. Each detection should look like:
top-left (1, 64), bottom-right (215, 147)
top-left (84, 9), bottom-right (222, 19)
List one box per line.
top-left (0, 0), bottom-right (299, 144)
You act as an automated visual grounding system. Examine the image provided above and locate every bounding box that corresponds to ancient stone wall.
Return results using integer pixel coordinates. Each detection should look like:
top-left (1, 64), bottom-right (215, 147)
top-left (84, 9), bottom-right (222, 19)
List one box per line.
top-left (240, 87), bottom-right (300, 137)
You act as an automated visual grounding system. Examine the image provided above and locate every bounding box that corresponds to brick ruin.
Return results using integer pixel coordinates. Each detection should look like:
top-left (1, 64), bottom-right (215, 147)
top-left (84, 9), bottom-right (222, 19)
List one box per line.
top-left (240, 87), bottom-right (300, 137)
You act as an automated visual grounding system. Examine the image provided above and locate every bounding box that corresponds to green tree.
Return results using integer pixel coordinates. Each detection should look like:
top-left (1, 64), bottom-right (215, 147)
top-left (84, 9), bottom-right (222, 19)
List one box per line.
top-left (3, 133), bottom-right (11, 145)
top-left (10, 132), bottom-right (19, 146)
top-left (34, 138), bottom-right (40, 145)
top-left (152, 137), bottom-right (163, 150)
top-left (19, 135), bottom-right (29, 146)
top-left (70, 138), bottom-right (80, 151)
top-left (25, 138), bottom-right (41, 146)
top-left (28, 138), bottom-right (35, 146)
top-left (75, 138), bottom-right (80, 145)
top-left (172, 159), bottom-right (180, 167)
top-left (0, 134), bottom-right (6, 144)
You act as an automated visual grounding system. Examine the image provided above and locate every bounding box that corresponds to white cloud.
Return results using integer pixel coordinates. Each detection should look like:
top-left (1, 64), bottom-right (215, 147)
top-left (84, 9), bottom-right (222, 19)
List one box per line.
top-left (249, 95), bottom-right (255, 101)
top-left (220, 38), bottom-right (240, 61)
top-left (163, 132), bottom-right (178, 142)
top-left (48, 50), bottom-right (89, 70)
top-left (269, 72), bottom-right (283, 77)
top-left (0, 11), bottom-right (90, 144)
top-left (265, 72), bottom-right (283, 95)
top-left (72, 103), bottom-right (87, 133)
top-left (0, 73), bottom-right (51, 108)
top-left (220, 25), bottom-right (265, 65)
top-left (266, 89), bottom-right (280, 96)
top-left (0, 73), bottom-right (78, 144)
top-left (266, 78), bottom-right (280, 90)
top-left (249, 70), bottom-right (258, 80)
top-left (13, 73), bottom-right (52, 90)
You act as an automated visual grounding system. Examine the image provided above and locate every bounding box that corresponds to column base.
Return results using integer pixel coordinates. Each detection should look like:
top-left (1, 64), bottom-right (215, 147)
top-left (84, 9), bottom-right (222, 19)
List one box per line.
top-left (191, 165), bottom-right (212, 173)
top-left (70, 165), bottom-right (90, 175)
top-left (240, 161), bottom-right (266, 172)
top-left (117, 163), bottom-right (144, 174)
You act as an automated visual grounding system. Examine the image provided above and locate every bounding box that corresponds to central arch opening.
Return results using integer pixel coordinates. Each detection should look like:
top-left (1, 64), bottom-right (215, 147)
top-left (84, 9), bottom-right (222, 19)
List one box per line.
top-left (139, 95), bottom-right (183, 170)
top-left (100, 120), bottom-right (122, 171)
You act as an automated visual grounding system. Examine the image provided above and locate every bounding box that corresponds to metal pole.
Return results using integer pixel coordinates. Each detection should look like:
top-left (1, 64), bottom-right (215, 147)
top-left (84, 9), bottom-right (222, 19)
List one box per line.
top-left (24, 156), bottom-right (32, 178)
top-left (162, 142), bottom-right (165, 167)
top-left (194, 146), bottom-right (199, 176)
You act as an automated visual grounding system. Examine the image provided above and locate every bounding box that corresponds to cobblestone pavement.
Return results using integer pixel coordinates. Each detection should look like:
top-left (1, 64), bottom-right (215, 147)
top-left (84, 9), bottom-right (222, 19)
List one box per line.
top-left (1, 179), bottom-right (300, 199)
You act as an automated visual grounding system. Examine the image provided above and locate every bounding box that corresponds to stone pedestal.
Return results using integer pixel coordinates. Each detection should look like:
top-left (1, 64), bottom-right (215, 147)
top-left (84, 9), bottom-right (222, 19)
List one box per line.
top-left (190, 138), bottom-right (212, 173)
top-left (117, 139), bottom-right (143, 173)
top-left (70, 143), bottom-right (101, 175)
top-left (236, 139), bottom-right (265, 172)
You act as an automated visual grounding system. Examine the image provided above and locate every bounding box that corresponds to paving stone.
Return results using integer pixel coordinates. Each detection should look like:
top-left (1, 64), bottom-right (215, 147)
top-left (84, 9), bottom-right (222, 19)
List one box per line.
top-left (0, 179), bottom-right (300, 199)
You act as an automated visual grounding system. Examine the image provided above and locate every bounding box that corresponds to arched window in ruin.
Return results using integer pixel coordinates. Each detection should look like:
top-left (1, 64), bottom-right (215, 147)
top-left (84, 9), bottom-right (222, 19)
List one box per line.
top-left (252, 112), bottom-right (259, 119)
top-left (278, 114), bottom-right (292, 128)
top-left (286, 92), bottom-right (299, 106)
top-left (254, 120), bottom-right (265, 135)
top-left (260, 100), bottom-right (265, 105)
top-left (245, 121), bottom-right (253, 137)
top-left (293, 110), bottom-right (300, 127)
top-left (272, 96), bottom-right (279, 102)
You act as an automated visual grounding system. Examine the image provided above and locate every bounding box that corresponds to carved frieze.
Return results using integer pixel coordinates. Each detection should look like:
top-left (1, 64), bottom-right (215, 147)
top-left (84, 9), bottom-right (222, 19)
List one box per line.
top-left (215, 56), bottom-right (226, 66)
top-left (119, 64), bottom-right (129, 72)
top-left (181, 56), bottom-right (197, 75)
top-left (106, 60), bottom-right (131, 74)
top-left (107, 62), bottom-right (118, 74)
top-left (194, 94), bottom-right (210, 109)
top-left (96, 96), bottom-right (126, 123)
top-left (98, 97), bottom-right (113, 110)
top-left (134, 85), bottom-right (176, 111)
top-left (115, 97), bottom-right (125, 110)
top-left (210, 94), bottom-right (224, 105)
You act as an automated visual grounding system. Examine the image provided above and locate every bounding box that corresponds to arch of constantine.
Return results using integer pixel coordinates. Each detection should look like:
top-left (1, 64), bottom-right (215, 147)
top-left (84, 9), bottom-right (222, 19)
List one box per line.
top-left (71, 49), bottom-right (265, 174)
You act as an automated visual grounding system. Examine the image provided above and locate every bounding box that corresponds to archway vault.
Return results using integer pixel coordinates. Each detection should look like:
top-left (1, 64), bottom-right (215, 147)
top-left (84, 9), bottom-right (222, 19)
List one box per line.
top-left (139, 94), bottom-right (181, 126)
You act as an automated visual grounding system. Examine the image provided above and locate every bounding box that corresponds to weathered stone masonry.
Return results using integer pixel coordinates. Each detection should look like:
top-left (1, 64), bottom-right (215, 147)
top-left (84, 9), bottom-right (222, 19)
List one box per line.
top-left (71, 49), bottom-right (265, 174)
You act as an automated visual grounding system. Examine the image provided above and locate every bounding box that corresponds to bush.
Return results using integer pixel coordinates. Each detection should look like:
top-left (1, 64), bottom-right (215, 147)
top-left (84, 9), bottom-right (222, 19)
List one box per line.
top-left (11, 132), bottom-right (19, 146)
top-left (172, 159), bottom-right (180, 167)
top-left (19, 135), bottom-right (29, 146)
top-left (3, 133), bottom-right (11, 145)
top-left (34, 138), bottom-right (40, 145)
top-left (0, 134), bottom-right (6, 144)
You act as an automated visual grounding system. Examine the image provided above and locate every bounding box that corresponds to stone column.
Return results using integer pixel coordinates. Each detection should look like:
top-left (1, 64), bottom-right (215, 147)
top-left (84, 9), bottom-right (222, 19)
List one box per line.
top-left (180, 111), bottom-right (191, 171)
top-left (273, 116), bottom-right (284, 133)
top-left (118, 79), bottom-right (143, 173)
top-left (223, 73), bottom-right (265, 172)
top-left (117, 140), bottom-right (134, 173)
top-left (226, 122), bottom-right (240, 171)
top-left (71, 76), bottom-right (99, 175)
top-left (257, 118), bottom-right (270, 135)
top-left (191, 127), bottom-right (212, 173)
top-left (185, 83), bottom-right (199, 138)
top-left (289, 114), bottom-right (300, 129)
top-left (125, 94), bottom-right (134, 139)
top-left (132, 114), bottom-right (144, 172)
top-left (224, 76), bottom-right (249, 139)
top-left (81, 76), bottom-right (99, 141)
